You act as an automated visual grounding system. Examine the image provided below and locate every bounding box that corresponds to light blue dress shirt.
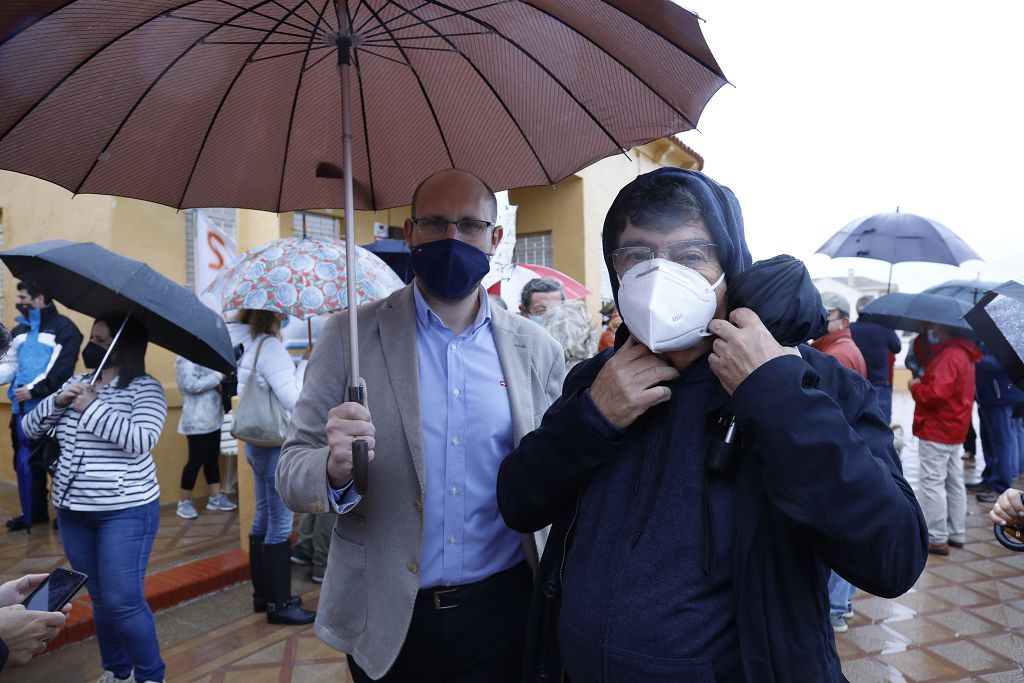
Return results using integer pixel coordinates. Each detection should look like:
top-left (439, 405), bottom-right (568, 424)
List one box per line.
top-left (330, 285), bottom-right (523, 588)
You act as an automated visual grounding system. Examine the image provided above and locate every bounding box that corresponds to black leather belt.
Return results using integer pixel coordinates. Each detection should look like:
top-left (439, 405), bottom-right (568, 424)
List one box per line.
top-left (415, 561), bottom-right (530, 611)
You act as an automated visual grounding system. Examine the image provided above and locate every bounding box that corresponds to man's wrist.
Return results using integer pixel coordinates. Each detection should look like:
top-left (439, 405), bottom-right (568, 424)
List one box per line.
top-left (327, 473), bottom-right (352, 491)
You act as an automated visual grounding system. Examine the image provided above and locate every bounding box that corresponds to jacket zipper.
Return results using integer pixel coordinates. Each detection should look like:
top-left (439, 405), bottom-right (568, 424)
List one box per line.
top-left (559, 488), bottom-right (584, 585)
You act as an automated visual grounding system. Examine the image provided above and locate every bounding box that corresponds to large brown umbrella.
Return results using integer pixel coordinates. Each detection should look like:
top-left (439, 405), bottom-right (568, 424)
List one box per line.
top-left (0, 0), bottom-right (727, 491)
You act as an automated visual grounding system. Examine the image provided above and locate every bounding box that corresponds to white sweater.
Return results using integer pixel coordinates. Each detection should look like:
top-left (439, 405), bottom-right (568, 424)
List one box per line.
top-left (229, 323), bottom-right (305, 416)
top-left (23, 374), bottom-right (167, 511)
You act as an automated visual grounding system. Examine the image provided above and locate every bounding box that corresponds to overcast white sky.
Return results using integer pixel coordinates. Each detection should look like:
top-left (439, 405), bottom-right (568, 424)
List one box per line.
top-left (674, 0), bottom-right (1024, 293)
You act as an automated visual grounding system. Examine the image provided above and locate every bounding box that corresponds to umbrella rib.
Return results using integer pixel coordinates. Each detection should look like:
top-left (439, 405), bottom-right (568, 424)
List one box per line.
top-left (409, 0), bottom-right (628, 159)
top-left (363, 31), bottom-right (493, 42)
top-left (350, 37), bottom-right (378, 210)
top-left (0, 0), bottom-right (77, 44)
top-left (359, 1), bottom-right (512, 40)
top-left (274, 0), bottom-right (334, 213)
top-left (73, 0), bottom-right (294, 197)
top-left (357, 1), bottom-right (455, 168)
top-left (266, 0), bottom-right (325, 32)
top-left (249, 44), bottom-right (331, 63)
top-left (380, 0), bottom-right (553, 184)
top-left (358, 47), bottom-right (417, 66)
top-left (209, 0), bottom-right (328, 40)
top-left (175, 0), bottom-right (318, 209)
top-left (354, 0), bottom-right (428, 35)
top-left (515, 0), bottom-right (707, 130)
top-left (304, 46), bottom-right (336, 72)
top-left (361, 43), bottom-right (461, 53)
top-left (166, 13), bottom-right (319, 42)
top-left (0, 0), bottom-right (209, 142)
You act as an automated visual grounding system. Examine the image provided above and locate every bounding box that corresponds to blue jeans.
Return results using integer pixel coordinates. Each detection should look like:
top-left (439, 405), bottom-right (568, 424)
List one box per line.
top-left (59, 501), bottom-right (164, 682)
top-left (245, 444), bottom-right (293, 544)
top-left (872, 384), bottom-right (893, 426)
top-left (828, 571), bottom-right (855, 618)
top-left (980, 404), bottom-right (1020, 493)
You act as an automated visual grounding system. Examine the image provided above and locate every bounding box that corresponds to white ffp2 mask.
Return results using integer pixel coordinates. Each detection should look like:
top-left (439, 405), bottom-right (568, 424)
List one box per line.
top-left (617, 259), bottom-right (725, 353)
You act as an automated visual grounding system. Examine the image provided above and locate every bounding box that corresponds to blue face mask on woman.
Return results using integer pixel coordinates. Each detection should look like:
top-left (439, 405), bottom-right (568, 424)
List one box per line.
top-left (926, 328), bottom-right (940, 345)
top-left (410, 239), bottom-right (490, 301)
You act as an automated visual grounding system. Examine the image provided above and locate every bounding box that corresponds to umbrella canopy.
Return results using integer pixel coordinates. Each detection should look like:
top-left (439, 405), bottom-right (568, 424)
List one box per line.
top-left (966, 280), bottom-right (1024, 389)
top-left (922, 279), bottom-right (1002, 305)
top-left (816, 211), bottom-right (981, 267)
top-left (0, 1), bottom-right (726, 213)
top-left (361, 239), bottom-right (413, 284)
top-left (858, 292), bottom-right (974, 334)
top-left (208, 237), bottom-right (404, 318)
top-left (0, 240), bottom-right (236, 373)
top-left (487, 263), bottom-right (590, 310)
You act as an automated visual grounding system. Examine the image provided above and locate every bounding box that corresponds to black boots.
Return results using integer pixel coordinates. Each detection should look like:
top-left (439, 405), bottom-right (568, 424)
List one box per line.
top-left (263, 541), bottom-right (316, 625)
top-left (248, 534), bottom-right (303, 614)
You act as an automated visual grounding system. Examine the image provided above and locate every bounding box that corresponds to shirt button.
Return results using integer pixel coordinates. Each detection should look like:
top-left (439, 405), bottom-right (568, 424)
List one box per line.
top-left (450, 486), bottom-right (459, 496)
top-left (450, 535), bottom-right (457, 545)
top-left (414, 500), bottom-right (423, 512)
top-left (407, 561), bottom-right (419, 574)
top-left (451, 436), bottom-right (459, 445)
top-left (452, 388), bottom-right (460, 397)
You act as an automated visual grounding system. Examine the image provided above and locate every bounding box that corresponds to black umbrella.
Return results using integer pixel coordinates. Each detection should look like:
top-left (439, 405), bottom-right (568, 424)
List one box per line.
top-left (816, 209), bottom-right (981, 291)
top-left (966, 280), bottom-right (1024, 390)
top-left (922, 279), bottom-right (1002, 305)
top-left (0, 240), bottom-right (235, 374)
top-left (858, 292), bottom-right (973, 333)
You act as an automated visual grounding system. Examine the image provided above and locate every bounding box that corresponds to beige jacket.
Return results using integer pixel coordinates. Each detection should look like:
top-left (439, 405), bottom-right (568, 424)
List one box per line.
top-left (276, 285), bottom-right (565, 680)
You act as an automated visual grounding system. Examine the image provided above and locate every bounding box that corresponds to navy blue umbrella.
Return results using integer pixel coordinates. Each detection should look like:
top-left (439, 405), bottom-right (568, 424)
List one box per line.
top-left (361, 239), bottom-right (413, 284)
top-left (0, 240), bottom-right (235, 373)
top-left (816, 210), bottom-right (981, 291)
top-left (966, 280), bottom-right (1024, 389)
top-left (858, 292), bottom-right (973, 333)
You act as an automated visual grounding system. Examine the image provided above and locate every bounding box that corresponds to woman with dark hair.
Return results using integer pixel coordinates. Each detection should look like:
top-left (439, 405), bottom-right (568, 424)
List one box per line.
top-left (23, 313), bottom-right (167, 683)
top-left (228, 308), bottom-right (314, 626)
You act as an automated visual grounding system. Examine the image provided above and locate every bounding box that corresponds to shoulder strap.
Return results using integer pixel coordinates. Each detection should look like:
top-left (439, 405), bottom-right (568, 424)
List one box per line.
top-left (250, 335), bottom-right (271, 373)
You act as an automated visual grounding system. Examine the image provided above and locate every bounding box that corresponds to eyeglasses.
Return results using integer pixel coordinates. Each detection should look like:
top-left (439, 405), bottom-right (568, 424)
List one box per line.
top-left (412, 217), bottom-right (495, 239)
top-left (611, 240), bottom-right (718, 275)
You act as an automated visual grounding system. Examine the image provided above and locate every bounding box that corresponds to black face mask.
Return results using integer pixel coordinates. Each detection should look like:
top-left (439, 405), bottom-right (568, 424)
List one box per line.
top-left (81, 342), bottom-right (108, 370)
top-left (410, 239), bottom-right (491, 301)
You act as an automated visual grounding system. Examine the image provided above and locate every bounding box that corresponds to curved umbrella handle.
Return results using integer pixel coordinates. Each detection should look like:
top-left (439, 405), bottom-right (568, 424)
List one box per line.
top-left (348, 385), bottom-right (369, 495)
top-left (994, 493), bottom-right (1024, 551)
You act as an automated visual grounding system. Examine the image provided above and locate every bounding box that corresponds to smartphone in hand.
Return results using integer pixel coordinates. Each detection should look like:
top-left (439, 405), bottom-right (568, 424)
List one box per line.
top-left (22, 567), bottom-right (88, 612)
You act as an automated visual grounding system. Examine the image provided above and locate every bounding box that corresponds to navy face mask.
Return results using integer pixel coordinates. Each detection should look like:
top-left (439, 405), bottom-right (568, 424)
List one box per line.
top-left (410, 239), bottom-right (490, 301)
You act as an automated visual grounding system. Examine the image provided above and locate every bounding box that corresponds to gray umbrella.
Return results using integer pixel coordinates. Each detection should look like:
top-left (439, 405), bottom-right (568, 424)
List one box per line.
top-left (858, 292), bottom-right (974, 333)
top-left (816, 210), bottom-right (981, 291)
top-left (0, 240), bottom-right (236, 373)
top-left (922, 279), bottom-right (1001, 305)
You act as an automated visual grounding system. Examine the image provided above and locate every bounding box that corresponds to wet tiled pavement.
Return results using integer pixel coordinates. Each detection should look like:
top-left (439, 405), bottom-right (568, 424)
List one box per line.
top-left (8, 390), bottom-right (1024, 681)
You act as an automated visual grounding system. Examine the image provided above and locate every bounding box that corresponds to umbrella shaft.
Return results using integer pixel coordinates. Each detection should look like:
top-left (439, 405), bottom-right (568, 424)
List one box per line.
top-left (90, 305), bottom-right (135, 385)
top-left (339, 54), bottom-right (360, 386)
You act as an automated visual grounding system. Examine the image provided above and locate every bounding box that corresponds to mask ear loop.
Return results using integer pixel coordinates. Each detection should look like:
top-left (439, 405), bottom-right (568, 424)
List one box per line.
top-left (699, 273), bottom-right (727, 337)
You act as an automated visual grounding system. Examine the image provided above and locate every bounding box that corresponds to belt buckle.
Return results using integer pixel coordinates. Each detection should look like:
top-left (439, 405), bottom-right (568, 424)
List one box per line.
top-left (432, 587), bottom-right (459, 610)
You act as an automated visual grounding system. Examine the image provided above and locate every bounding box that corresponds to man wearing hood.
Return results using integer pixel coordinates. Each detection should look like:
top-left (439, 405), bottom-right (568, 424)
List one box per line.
top-left (276, 169), bottom-right (565, 681)
top-left (909, 323), bottom-right (982, 555)
top-left (497, 168), bottom-right (927, 681)
top-left (0, 282), bottom-right (83, 531)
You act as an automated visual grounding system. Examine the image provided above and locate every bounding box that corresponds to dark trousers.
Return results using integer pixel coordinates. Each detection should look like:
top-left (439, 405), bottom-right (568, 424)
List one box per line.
top-left (9, 413), bottom-right (49, 523)
top-left (980, 404), bottom-right (1020, 493)
top-left (180, 431), bottom-right (222, 490)
top-left (348, 562), bottom-right (532, 683)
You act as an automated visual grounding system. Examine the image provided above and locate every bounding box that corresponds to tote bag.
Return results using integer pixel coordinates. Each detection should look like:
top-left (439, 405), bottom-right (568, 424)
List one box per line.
top-left (230, 336), bottom-right (288, 447)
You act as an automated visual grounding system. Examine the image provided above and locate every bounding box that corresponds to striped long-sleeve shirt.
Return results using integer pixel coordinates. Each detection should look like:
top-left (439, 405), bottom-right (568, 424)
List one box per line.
top-left (23, 373), bottom-right (167, 511)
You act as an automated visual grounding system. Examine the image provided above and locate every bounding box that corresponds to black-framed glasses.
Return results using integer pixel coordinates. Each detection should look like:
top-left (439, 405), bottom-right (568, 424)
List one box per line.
top-left (412, 217), bottom-right (495, 239)
top-left (611, 240), bottom-right (718, 275)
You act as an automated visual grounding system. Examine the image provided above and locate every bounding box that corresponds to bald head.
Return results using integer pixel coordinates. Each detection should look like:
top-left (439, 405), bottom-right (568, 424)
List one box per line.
top-left (412, 169), bottom-right (498, 223)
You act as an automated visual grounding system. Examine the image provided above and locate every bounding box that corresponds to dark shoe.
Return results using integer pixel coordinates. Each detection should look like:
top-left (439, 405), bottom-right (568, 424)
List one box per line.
top-left (977, 491), bottom-right (1000, 503)
top-left (6, 516), bottom-right (27, 531)
top-left (948, 539), bottom-right (965, 548)
top-left (966, 482), bottom-right (989, 492)
top-left (928, 542), bottom-right (950, 556)
top-left (289, 545), bottom-right (313, 566)
top-left (264, 541), bottom-right (316, 625)
top-left (253, 595), bottom-right (302, 613)
top-left (311, 567), bottom-right (324, 584)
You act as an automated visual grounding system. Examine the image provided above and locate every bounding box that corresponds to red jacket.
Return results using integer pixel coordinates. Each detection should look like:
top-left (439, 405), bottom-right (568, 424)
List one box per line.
top-left (910, 337), bottom-right (982, 444)
top-left (811, 329), bottom-right (867, 377)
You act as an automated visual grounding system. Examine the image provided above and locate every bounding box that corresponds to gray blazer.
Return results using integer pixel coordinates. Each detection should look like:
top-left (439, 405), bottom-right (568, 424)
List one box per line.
top-left (276, 285), bottom-right (565, 679)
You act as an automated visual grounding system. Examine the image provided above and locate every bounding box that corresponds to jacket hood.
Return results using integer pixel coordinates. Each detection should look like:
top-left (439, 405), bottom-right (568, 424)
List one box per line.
top-left (727, 254), bottom-right (827, 346)
top-left (602, 168), bottom-right (751, 307)
top-left (937, 336), bottom-right (982, 363)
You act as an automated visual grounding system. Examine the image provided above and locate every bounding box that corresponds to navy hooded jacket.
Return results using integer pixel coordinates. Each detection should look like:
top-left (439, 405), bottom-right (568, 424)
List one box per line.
top-left (497, 169), bottom-right (927, 682)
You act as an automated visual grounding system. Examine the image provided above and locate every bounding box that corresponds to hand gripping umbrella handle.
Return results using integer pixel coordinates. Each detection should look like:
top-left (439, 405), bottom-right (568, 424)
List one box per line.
top-left (349, 385), bottom-right (369, 495)
top-left (994, 494), bottom-right (1024, 552)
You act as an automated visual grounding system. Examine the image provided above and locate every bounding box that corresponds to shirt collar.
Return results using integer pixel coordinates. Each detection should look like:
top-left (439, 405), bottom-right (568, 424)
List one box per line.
top-left (413, 282), bottom-right (492, 334)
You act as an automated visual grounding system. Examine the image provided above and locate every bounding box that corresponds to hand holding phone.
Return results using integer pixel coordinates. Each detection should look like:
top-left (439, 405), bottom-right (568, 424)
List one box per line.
top-left (21, 567), bottom-right (88, 613)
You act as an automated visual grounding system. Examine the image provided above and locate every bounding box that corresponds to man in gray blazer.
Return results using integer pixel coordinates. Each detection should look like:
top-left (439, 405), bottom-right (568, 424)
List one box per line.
top-left (277, 169), bottom-right (566, 681)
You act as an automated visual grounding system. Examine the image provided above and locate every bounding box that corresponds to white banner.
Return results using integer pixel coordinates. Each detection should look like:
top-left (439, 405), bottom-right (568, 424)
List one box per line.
top-left (195, 210), bottom-right (237, 313)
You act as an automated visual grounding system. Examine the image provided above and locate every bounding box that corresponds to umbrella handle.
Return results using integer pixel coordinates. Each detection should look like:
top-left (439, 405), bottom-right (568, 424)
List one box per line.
top-left (994, 493), bottom-right (1024, 551)
top-left (349, 385), bottom-right (369, 495)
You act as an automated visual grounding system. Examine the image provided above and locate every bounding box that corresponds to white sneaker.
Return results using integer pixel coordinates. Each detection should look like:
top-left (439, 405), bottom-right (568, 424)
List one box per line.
top-left (96, 672), bottom-right (135, 683)
top-left (207, 494), bottom-right (238, 511)
top-left (176, 499), bottom-right (198, 519)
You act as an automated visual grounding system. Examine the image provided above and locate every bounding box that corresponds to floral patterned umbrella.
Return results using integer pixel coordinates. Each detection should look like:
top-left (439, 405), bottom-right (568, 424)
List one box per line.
top-left (207, 237), bottom-right (403, 319)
